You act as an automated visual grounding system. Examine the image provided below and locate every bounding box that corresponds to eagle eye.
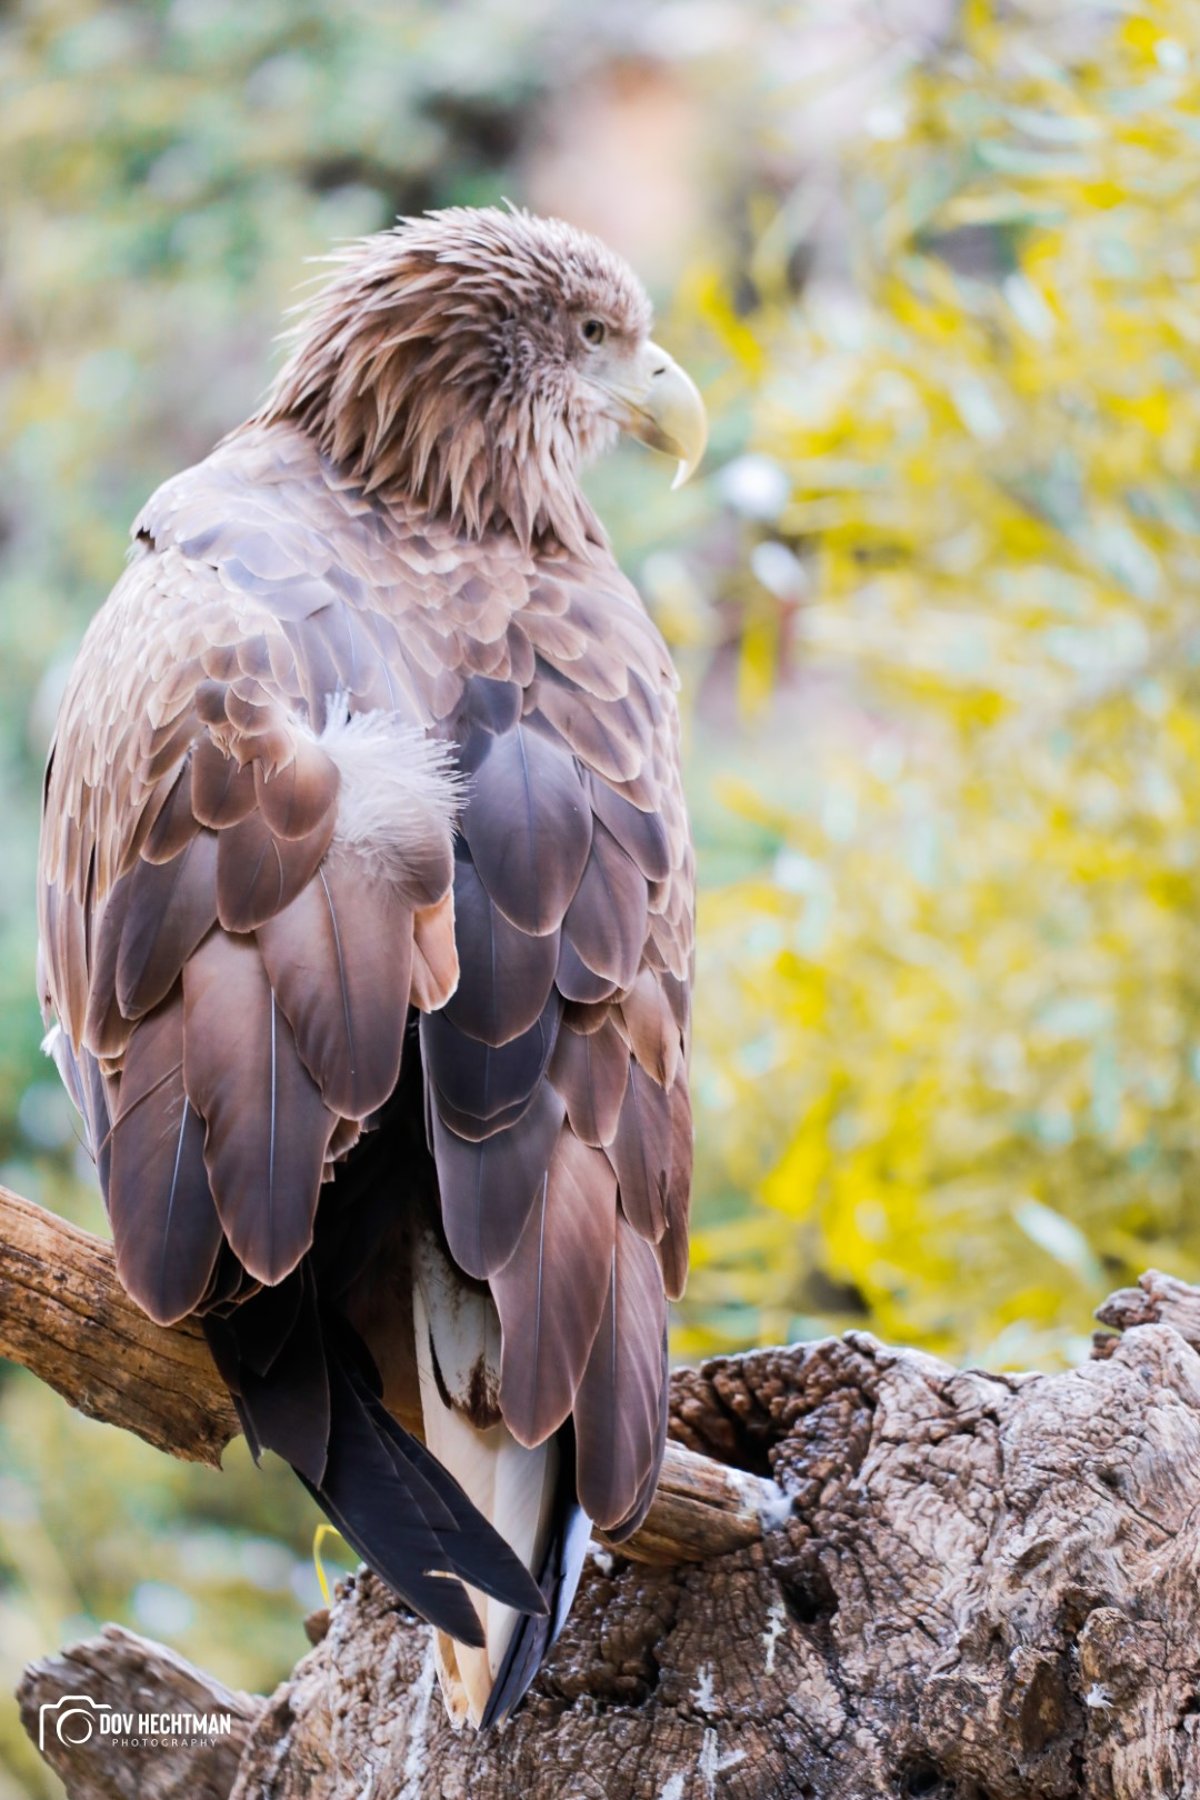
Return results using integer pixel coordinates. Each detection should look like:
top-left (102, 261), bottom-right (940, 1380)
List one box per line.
top-left (581, 318), bottom-right (607, 348)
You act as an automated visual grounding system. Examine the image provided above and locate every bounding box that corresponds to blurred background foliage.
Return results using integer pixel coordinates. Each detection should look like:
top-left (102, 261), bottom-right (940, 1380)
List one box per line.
top-left (2, 0), bottom-right (1199, 1791)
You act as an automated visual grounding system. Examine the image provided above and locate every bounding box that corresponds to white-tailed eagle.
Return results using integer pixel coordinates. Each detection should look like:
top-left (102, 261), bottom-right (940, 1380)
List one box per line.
top-left (37, 206), bottom-right (704, 1725)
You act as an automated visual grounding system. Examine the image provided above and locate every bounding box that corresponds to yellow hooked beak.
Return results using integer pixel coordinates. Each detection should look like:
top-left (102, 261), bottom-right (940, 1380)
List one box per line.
top-left (602, 343), bottom-right (708, 489)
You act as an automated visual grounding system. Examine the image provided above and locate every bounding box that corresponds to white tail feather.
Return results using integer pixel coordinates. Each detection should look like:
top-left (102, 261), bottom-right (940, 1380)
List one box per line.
top-left (413, 1232), bottom-right (558, 1727)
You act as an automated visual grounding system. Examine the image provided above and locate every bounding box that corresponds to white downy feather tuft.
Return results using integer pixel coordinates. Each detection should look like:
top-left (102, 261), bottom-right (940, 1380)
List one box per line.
top-left (316, 697), bottom-right (466, 886)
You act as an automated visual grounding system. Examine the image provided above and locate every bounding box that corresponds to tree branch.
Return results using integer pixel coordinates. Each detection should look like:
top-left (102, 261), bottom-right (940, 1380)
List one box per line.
top-left (0, 1183), bottom-right (782, 1560)
top-left (0, 1184), bottom-right (237, 1465)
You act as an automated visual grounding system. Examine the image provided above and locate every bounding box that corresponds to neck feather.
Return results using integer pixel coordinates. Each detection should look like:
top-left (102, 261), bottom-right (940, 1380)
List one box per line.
top-left (255, 256), bottom-right (604, 557)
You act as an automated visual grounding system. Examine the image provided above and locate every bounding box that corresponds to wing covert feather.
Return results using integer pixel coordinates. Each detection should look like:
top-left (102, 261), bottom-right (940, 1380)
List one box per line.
top-left (559, 822), bottom-right (648, 989)
top-left (459, 722), bottom-right (592, 935)
top-left (547, 1014), bottom-right (629, 1148)
top-left (114, 828), bottom-right (219, 1019)
top-left (441, 854), bottom-right (559, 1046)
top-left (433, 1078), bottom-right (567, 1279)
top-left (257, 859), bottom-right (414, 1119)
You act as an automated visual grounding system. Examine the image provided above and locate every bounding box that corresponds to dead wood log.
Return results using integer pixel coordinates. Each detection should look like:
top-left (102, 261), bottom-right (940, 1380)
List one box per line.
top-left (10, 1181), bottom-right (1200, 1799)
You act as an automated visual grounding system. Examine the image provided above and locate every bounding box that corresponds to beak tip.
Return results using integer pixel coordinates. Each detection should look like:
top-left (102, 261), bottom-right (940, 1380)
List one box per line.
top-left (622, 343), bottom-right (707, 494)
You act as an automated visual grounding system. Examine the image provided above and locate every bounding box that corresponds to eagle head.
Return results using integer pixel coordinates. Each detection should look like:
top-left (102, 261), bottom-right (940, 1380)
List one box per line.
top-left (262, 205), bottom-right (707, 555)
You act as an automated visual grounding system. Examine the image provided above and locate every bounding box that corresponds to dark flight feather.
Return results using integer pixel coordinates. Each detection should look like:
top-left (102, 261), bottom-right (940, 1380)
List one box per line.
top-left (299, 1333), bottom-right (546, 1638)
top-left (490, 1128), bottom-right (617, 1447)
top-left (107, 994), bottom-right (224, 1325)
top-left (573, 1215), bottom-right (667, 1532)
top-left (609, 1061), bottom-right (672, 1243)
top-left (210, 1274), bottom-right (333, 1485)
top-left (182, 931), bottom-right (334, 1283)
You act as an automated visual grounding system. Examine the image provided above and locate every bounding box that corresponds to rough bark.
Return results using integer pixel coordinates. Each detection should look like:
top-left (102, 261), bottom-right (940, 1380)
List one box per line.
top-left (12, 1190), bottom-right (1200, 1798)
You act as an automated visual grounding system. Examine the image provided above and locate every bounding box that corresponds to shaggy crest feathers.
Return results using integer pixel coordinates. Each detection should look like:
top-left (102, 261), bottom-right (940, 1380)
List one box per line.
top-left (257, 207), bottom-right (654, 556)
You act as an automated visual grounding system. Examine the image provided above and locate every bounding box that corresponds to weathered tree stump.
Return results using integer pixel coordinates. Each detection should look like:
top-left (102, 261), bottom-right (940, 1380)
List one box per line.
top-left (8, 1170), bottom-right (1200, 1798)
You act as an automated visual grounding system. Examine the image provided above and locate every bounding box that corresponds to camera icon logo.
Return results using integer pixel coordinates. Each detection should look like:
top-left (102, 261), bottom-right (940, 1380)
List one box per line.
top-left (38, 1695), bottom-right (101, 1752)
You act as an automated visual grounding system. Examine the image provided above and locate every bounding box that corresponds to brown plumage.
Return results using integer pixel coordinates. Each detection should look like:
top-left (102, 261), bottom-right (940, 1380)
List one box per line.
top-left (36, 205), bottom-right (703, 1727)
